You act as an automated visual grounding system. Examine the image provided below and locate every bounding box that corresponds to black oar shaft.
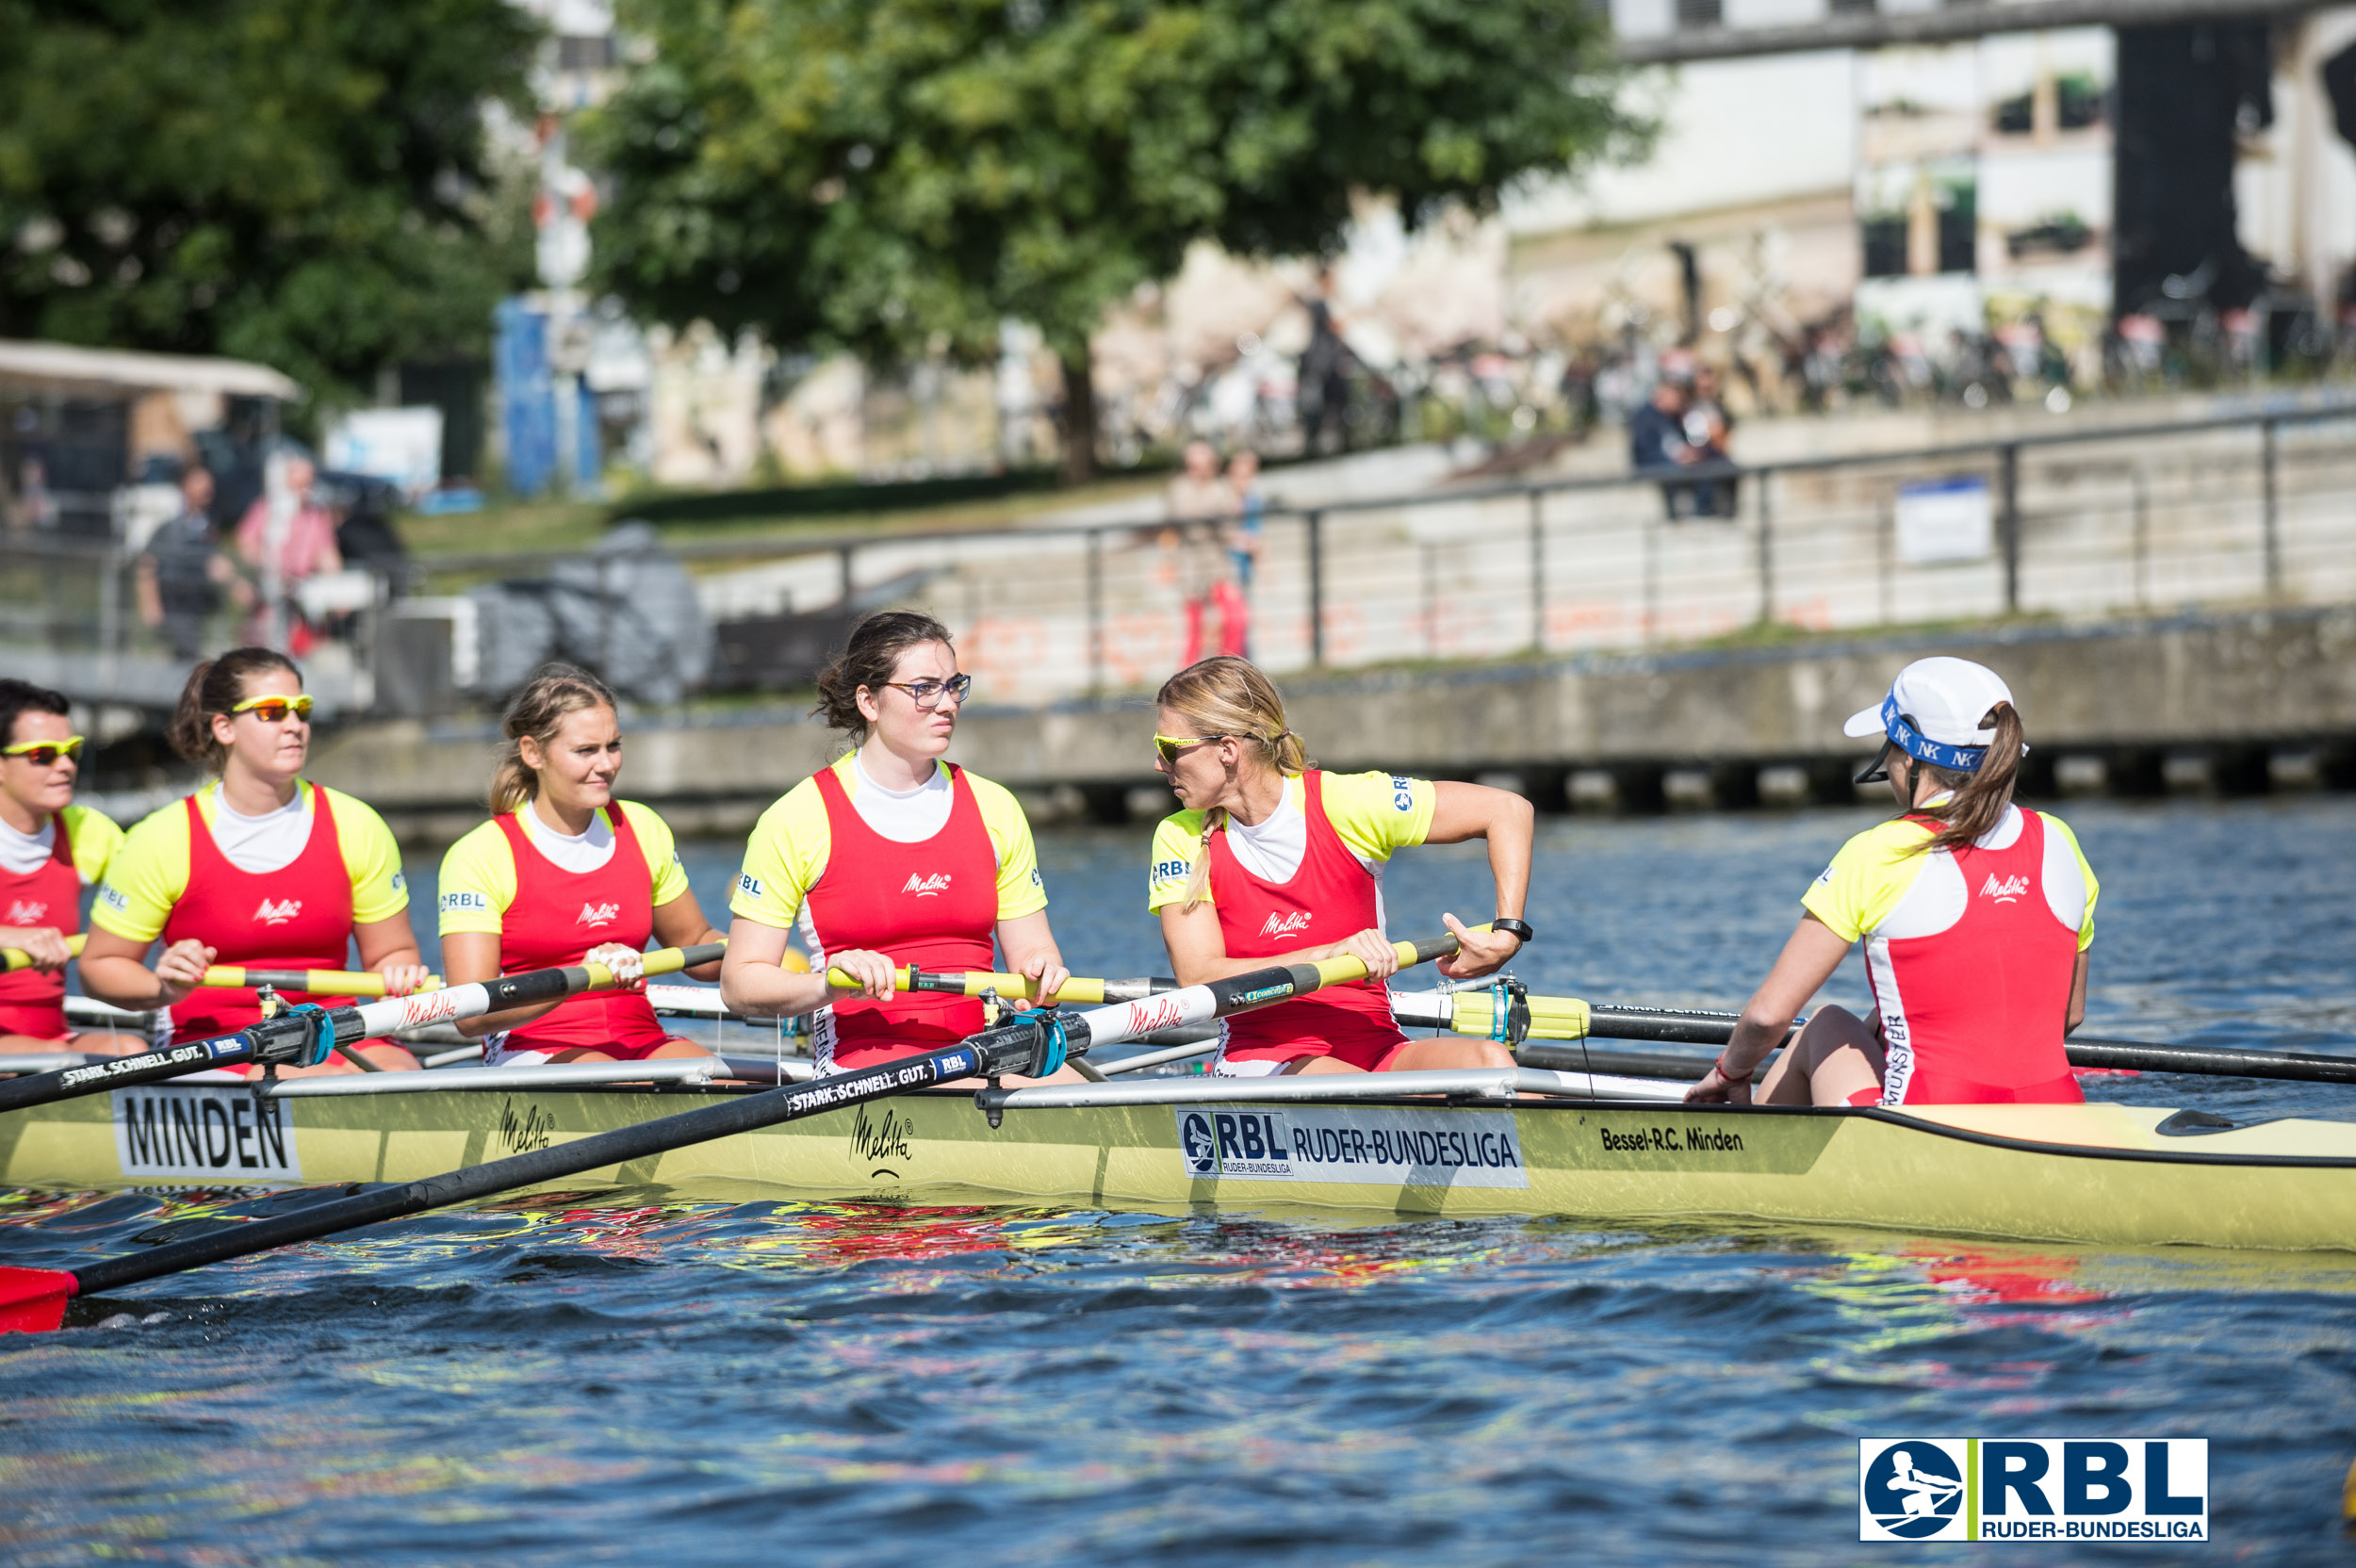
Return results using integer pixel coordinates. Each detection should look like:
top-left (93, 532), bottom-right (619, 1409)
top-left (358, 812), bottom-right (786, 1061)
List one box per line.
top-left (71, 1042), bottom-right (980, 1298)
top-left (2065, 1037), bottom-right (2356, 1085)
top-left (1568, 1009), bottom-right (2356, 1086)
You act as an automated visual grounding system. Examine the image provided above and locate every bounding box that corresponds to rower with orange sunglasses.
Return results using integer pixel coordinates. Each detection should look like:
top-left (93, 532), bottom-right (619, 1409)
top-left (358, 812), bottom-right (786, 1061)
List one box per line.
top-left (80, 648), bottom-right (429, 1072)
top-left (0, 679), bottom-right (145, 1055)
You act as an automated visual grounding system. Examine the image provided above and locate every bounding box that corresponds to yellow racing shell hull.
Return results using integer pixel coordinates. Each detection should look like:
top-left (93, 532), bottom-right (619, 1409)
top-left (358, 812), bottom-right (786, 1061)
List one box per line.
top-left (3, 1082), bottom-right (2353, 1253)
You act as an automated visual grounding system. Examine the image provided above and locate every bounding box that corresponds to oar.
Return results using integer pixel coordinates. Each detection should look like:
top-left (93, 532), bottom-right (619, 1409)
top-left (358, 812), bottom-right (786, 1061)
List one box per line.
top-left (1454, 992), bottom-right (2356, 1088)
top-left (0, 942), bottom-right (726, 1116)
top-left (198, 966), bottom-right (446, 997)
top-left (0, 932), bottom-right (86, 972)
top-left (824, 966), bottom-right (1173, 1005)
top-left (0, 929), bottom-right (1464, 1333)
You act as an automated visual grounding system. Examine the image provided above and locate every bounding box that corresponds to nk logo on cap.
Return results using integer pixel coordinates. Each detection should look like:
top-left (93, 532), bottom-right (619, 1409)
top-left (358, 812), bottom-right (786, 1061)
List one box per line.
top-left (1859, 1438), bottom-right (2207, 1543)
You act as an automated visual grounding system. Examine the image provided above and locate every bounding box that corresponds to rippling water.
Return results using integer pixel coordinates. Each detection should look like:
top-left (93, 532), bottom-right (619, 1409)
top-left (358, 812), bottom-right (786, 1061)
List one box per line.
top-left (7, 795), bottom-right (2356, 1562)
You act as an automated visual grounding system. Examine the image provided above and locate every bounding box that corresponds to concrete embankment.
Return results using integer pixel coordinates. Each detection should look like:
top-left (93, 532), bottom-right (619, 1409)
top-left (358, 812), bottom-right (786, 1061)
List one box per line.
top-left (308, 604), bottom-right (2356, 841)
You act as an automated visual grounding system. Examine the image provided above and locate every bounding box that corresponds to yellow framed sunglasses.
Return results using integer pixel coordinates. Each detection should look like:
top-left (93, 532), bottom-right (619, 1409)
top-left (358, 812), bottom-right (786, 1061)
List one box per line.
top-left (1153, 732), bottom-right (1230, 766)
top-left (0, 735), bottom-right (84, 765)
top-left (229, 694), bottom-right (315, 723)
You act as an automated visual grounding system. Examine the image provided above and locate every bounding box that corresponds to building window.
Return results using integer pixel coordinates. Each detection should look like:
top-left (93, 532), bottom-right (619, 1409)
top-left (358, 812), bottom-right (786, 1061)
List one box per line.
top-left (1829, 0), bottom-right (1877, 13)
top-left (1676, 0), bottom-right (1722, 28)
top-left (556, 34), bottom-right (614, 72)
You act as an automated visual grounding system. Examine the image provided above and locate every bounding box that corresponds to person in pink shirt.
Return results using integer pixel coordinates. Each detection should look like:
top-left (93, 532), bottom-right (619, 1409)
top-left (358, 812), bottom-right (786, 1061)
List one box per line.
top-left (236, 452), bottom-right (341, 653)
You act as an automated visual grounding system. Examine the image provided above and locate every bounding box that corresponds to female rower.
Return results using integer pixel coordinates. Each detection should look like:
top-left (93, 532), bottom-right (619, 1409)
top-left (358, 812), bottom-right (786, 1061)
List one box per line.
top-left (1150, 657), bottom-right (1534, 1075)
top-left (1686, 656), bottom-right (2097, 1108)
top-left (437, 665), bottom-right (725, 1065)
top-left (0, 679), bottom-right (142, 1054)
top-left (80, 649), bottom-right (427, 1073)
top-left (719, 611), bottom-right (1080, 1082)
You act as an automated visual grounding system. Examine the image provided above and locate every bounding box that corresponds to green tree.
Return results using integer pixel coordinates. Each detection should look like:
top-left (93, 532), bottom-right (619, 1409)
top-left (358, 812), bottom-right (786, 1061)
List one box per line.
top-left (0, 0), bottom-right (540, 409)
top-left (590, 0), bottom-right (1644, 480)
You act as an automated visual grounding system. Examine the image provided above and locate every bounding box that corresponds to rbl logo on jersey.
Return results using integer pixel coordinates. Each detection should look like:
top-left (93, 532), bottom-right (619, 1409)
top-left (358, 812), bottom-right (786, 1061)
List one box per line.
top-left (254, 898), bottom-right (302, 925)
top-left (5, 900), bottom-right (48, 925)
top-left (441, 890), bottom-right (489, 913)
top-left (903, 874), bottom-right (953, 897)
top-left (576, 902), bottom-right (622, 926)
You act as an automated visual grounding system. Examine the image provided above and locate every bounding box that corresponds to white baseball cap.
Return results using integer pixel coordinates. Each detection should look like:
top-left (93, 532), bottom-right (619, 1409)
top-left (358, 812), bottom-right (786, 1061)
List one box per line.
top-left (1843, 657), bottom-right (2018, 773)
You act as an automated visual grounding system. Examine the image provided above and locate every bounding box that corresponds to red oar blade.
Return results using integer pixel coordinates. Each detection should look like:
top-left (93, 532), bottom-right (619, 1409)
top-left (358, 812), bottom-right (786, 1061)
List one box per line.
top-left (0, 1266), bottom-right (77, 1333)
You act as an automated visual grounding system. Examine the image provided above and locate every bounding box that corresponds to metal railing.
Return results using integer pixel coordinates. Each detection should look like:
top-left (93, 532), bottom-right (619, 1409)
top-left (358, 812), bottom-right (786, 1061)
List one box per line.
top-left (9, 390), bottom-right (2356, 715)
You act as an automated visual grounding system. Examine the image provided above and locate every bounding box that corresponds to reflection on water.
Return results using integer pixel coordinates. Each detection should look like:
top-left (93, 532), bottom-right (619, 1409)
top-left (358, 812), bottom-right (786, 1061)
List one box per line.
top-left (7, 796), bottom-right (2356, 1561)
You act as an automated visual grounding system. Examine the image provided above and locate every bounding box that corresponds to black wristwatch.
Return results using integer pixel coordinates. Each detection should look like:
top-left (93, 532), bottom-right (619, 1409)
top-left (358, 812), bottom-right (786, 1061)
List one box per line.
top-left (1490, 917), bottom-right (1535, 943)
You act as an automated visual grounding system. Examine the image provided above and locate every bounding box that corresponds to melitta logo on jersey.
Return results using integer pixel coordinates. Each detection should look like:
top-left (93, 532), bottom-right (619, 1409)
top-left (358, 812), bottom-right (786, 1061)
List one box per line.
top-left (576, 901), bottom-right (622, 925)
top-left (1980, 874), bottom-right (2032, 904)
top-left (1859, 1438), bottom-right (2207, 1542)
top-left (254, 897), bottom-right (302, 925)
top-left (4, 899), bottom-right (47, 924)
top-left (1259, 909), bottom-right (1313, 939)
top-left (902, 873), bottom-right (953, 897)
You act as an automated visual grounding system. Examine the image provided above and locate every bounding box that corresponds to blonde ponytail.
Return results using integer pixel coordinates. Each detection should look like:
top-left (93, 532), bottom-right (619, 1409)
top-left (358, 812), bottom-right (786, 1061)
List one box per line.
top-left (1155, 658), bottom-right (1313, 912)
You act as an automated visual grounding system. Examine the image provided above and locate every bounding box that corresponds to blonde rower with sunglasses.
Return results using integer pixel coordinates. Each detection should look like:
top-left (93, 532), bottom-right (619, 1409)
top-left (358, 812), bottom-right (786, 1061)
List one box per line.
top-left (1150, 658), bottom-right (1534, 1076)
top-left (0, 679), bottom-right (143, 1055)
top-left (81, 649), bottom-right (428, 1072)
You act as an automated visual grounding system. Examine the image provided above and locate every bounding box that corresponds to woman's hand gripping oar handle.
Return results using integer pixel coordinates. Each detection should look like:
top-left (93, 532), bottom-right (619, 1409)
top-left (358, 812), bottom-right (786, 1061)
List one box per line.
top-left (0, 932), bottom-right (86, 973)
top-left (200, 967), bottom-right (446, 998)
top-left (822, 967), bottom-right (1174, 1005)
top-left (962, 927), bottom-right (1470, 1121)
top-left (0, 941), bottom-right (728, 1116)
top-left (0, 935), bottom-right (1459, 1332)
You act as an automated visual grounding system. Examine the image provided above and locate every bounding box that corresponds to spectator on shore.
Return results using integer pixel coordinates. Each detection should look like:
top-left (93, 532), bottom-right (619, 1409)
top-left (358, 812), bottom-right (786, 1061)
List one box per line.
top-left (138, 466), bottom-right (247, 662)
top-left (1164, 440), bottom-right (1246, 666)
top-left (1684, 366), bottom-right (1738, 518)
top-left (236, 451), bottom-right (340, 654)
top-left (1628, 380), bottom-right (1705, 519)
top-left (1297, 269), bottom-right (1353, 455)
top-left (1225, 449), bottom-right (1265, 590)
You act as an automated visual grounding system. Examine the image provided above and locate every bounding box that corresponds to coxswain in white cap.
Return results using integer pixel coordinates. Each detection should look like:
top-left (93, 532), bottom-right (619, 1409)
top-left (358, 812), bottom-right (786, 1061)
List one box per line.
top-left (1688, 656), bottom-right (2101, 1108)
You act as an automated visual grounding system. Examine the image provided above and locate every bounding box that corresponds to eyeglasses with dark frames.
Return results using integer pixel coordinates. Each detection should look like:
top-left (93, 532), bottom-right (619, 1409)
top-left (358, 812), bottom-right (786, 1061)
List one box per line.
top-left (881, 674), bottom-right (973, 710)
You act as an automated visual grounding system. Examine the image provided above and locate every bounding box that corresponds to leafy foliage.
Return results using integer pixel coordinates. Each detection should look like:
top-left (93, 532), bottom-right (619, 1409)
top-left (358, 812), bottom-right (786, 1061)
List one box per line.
top-left (589, 0), bottom-right (1645, 469)
top-left (0, 0), bottom-right (540, 405)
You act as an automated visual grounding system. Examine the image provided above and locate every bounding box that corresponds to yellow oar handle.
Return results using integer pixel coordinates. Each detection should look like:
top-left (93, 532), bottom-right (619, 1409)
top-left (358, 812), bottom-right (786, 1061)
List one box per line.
top-left (1302, 923), bottom-right (1486, 989)
top-left (1450, 988), bottom-right (1591, 1041)
top-left (0, 931), bottom-right (86, 973)
top-left (203, 967), bottom-right (446, 997)
top-left (199, 941), bottom-right (718, 1000)
top-left (580, 941), bottom-right (723, 990)
top-left (822, 966), bottom-right (1161, 1005)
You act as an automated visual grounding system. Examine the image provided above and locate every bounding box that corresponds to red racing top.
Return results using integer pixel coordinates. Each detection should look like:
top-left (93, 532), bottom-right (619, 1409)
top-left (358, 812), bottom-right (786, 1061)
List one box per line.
top-left (0, 816), bottom-right (82, 1041)
top-left (806, 762), bottom-right (998, 1071)
top-left (1872, 808), bottom-right (2084, 1105)
top-left (1207, 769), bottom-right (1407, 1070)
top-left (492, 807), bottom-right (675, 1058)
top-left (163, 790), bottom-right (355, 1045)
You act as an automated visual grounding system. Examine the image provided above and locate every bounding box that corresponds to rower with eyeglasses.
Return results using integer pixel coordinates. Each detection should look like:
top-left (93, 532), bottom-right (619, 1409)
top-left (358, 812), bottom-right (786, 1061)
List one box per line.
top-left (79, 648), bottom-right (431, 1074)
top-left (720, 612), bottom-right (1085, 1083)
top-left (1148, 657), bottom-right (1537, 1077)
top-left (0, 679), bottom-right (146, 1057)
